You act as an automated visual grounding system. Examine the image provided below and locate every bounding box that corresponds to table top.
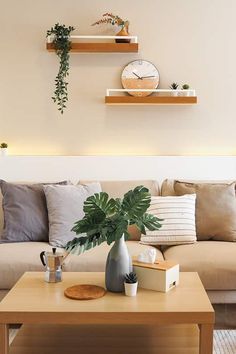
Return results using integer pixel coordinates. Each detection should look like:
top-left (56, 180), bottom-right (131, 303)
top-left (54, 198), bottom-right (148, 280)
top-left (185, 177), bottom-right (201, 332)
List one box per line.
top-left (0, 272), bottom-right (214, 325)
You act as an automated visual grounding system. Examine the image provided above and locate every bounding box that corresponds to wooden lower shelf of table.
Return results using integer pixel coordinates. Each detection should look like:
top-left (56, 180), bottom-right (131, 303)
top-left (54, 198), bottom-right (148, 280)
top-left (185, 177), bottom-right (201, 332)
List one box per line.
top-left (9, 324), bottom-right (199, 354)
top-left (47, 42), bottom-right (138, 53)
top-left (105, 95), bottom-right (198, 105)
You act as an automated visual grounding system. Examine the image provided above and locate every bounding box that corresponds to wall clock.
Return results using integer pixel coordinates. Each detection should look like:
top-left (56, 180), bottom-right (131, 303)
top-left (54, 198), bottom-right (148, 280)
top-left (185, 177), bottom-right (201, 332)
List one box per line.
top-left (121, 59), bottom-right (160, 97)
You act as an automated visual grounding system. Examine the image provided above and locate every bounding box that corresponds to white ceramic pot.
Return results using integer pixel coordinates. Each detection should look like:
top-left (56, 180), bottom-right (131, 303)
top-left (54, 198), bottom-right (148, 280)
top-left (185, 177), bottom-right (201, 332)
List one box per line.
top-left (171, 91), bottom-right (179, 96)
top-left (124, 282), bottom-right (138, 297)
top-left (182, 90), bottom-right (190, 96)
top-left (1, 148), bottom-right (8, 156)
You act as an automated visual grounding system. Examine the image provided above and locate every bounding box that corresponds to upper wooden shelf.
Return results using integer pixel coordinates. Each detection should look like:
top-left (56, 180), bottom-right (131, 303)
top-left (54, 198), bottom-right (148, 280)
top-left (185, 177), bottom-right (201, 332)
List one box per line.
top-left (47, 42), bottom-right (138, 53)
top-left (46, 35), bottom-right (139, 53)
top-left (105, 95), bottom-right (197, 105)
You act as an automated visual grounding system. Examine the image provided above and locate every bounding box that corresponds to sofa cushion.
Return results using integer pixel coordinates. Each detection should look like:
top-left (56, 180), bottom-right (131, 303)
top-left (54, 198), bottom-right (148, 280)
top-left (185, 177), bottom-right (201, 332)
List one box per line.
top-left (174, 181), bottom-right (236, 241)
top-left (63, 241), bottom-right (164, 272)
top-left (161, 179), bottom-right (235, 196)
top-left (140, 195), bottom-right (197, 245)
top-left (163, 241), bottom-right (236, 290)
top-left (44, 183), bottom-right (101, 247)
top-left (80, 180), bottom-right (160, 241)
top-left (0, 180), bottom-right (68, 242)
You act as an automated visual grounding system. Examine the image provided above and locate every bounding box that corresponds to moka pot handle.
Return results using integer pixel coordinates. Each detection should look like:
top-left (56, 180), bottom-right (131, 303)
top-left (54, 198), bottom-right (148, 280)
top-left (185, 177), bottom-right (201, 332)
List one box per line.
top-left (40, 251), bottom-right (46, 266)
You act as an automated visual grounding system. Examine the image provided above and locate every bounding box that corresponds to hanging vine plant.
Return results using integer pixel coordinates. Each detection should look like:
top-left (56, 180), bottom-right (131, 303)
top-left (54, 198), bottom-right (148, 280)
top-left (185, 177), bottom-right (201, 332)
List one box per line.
top-left (46, 23), bottom-right (75, 114)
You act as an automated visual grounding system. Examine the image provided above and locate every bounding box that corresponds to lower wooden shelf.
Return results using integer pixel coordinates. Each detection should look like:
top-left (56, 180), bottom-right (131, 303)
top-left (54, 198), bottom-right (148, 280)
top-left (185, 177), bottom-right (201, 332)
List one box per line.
top-left (105, 95), bottom-right (198, 105)
top-left (47, 42), bottom-right (138, 53)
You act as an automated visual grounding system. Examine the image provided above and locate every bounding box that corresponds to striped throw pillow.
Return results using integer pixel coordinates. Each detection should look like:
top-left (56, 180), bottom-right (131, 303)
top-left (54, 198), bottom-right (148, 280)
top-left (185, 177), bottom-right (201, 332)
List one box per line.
top-left (140, 194), bottom-right (196, 245)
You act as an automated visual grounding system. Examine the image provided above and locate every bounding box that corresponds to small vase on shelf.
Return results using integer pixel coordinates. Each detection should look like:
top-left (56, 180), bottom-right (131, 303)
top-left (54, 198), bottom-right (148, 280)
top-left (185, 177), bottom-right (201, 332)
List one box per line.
top-left (116, 26), bottom-right (130, 43)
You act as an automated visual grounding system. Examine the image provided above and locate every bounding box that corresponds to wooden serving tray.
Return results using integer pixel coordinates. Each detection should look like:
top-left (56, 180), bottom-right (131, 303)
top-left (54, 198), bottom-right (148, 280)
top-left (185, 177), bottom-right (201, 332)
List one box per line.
top-left (64, 284), bottom-right (106, 300)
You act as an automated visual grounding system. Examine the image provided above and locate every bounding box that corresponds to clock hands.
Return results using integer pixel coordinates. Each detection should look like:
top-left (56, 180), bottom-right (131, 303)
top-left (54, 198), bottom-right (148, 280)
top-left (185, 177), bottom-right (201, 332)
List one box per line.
top-left (132, 71), bottom-right (142, 80)
top-left (132, 72), bottom-right (157, 80)
top-left (141, 75), bottom-right (156, 79)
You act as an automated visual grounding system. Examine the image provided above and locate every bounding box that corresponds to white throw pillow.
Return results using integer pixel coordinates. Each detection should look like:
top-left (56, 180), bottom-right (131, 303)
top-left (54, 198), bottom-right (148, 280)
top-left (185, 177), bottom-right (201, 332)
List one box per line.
top-left (44, 183), bottom-right (102, 247)
top-left (140, 194), bottom-right (196, 246)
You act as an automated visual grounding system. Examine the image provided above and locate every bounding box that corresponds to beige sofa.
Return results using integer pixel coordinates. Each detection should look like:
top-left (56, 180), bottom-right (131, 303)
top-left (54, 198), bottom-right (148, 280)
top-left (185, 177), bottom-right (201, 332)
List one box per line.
top-left (0, 179), bottom-right (236, 306)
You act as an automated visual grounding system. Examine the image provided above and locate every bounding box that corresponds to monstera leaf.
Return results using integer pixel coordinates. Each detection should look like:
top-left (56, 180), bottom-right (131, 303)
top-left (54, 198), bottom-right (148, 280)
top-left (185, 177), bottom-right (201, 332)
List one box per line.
top-left (134, 213), bottom-right (163, 235)
top-left (65, 186), bottom-right (162, 255)
top-left (83, 192), bottom-right (117, 216)
top-left (121, 186), bottom-right (151, 219)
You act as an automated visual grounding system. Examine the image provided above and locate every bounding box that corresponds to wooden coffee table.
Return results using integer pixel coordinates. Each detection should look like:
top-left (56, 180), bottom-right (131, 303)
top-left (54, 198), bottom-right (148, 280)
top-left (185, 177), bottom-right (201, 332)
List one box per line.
top-left (0, 272), bottom-right (214, 354)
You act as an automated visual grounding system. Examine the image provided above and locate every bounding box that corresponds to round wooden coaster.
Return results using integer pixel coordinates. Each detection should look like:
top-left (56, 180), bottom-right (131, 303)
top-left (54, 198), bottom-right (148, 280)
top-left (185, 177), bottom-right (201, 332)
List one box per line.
top-left (64, 284), bottom-right (106, 300)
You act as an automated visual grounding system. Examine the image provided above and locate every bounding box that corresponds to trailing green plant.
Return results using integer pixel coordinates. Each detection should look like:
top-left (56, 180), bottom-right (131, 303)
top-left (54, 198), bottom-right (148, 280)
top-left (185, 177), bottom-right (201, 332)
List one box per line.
top-left (92, 13), bottom-right (129, 30)
top-left (46, 23), bottom-right (75, 114)
top-left (182, 84), bottom-right (190, 90)
top-left (65, 186), bottom-right (162, 255)
top-left (0, 143), bottom-right (8, 148)
top-left (170, 82), bottom-right (179, 90)
top-left (124, 272), bottom-right (138, 284)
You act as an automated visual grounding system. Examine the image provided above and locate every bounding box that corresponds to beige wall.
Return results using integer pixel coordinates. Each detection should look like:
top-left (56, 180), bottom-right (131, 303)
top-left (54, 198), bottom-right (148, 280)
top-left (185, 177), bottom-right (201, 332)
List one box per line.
top-left (0, 0), bottom-right (235, 156)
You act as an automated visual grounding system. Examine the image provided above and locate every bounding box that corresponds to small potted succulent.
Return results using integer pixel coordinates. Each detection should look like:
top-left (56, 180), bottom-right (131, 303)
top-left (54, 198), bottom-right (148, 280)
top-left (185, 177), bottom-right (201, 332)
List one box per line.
top-left (124, 272), bottom-right (138, 297)
top-left (170, 82), bottom-right (179, 96)
top-left (0, 143), bottom-right (8, 156)
top-left (182, 84), bottom-right (190, 96)
top-left (92, 13), bottom-right (130, 43)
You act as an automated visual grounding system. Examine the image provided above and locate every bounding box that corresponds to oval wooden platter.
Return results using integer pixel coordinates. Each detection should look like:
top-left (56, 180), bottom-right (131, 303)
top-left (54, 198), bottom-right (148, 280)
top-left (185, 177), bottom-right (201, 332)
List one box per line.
top-left (64, 284), bottom-right (106, 300)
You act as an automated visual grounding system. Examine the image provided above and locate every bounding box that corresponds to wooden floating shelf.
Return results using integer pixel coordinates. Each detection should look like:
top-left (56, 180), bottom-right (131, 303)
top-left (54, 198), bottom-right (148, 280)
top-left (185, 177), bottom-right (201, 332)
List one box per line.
top-left (47, 42), bottom-right (138, 53)
top-left (105, 96), bottom-right (198, 105)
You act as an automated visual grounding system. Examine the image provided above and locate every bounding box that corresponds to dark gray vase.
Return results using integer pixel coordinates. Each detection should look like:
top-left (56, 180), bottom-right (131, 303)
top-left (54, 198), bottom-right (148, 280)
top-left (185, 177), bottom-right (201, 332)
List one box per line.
top-left (105, 235), bottom-right (132, 292)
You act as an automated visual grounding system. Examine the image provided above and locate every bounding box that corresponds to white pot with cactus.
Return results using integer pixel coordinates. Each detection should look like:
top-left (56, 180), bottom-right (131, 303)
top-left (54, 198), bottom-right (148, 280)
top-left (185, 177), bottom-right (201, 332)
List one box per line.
top-left (0, 143), bottom-right (8, 156)
top-left (181, 84), bottom-right (190, 96)
top-left (169, 82), bottom-right (179, 96)
top-left (124, 272), bottom-right (138, 297)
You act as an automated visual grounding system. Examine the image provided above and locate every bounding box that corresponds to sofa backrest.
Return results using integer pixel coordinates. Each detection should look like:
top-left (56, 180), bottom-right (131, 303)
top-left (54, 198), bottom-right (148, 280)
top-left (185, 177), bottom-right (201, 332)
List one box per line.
top-left (80, 180), bottom-right (159, 198)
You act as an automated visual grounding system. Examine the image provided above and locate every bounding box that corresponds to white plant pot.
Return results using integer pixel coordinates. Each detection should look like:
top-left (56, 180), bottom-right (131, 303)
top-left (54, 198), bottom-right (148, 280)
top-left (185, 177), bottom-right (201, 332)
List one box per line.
top-left (171, 91), bottom-right (179, 97)
top-left (1, 148), bottom-right (8, 156)
top-left (182, 90), bottom-right (190, 97)
top-left (124, 282), bottom-right (138, 297)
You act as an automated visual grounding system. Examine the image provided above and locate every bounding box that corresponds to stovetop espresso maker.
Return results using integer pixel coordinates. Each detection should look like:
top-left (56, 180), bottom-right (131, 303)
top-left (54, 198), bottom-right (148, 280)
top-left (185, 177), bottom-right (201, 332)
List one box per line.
top-left (40, 247), bottom-right (65, 283)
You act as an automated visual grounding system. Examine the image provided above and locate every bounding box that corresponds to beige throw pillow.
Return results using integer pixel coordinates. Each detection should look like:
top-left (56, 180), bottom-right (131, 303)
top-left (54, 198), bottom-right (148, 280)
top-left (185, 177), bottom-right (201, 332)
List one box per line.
top-left (174, 181), bottom-right (236, 241)
top-left (140, 194), bottom-right (197, 246)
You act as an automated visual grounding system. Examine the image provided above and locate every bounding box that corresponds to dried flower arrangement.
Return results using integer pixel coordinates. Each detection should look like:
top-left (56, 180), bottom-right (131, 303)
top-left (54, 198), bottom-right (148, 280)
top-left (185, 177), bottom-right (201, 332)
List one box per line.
top-left (92, 13), bottom-right (129, 30)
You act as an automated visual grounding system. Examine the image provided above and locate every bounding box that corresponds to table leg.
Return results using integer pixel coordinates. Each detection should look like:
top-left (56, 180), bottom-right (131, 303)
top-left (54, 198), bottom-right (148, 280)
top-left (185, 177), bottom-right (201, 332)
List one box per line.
top-left (0, 324), bottom-right (9, 354)
top-left (199, 323), bottom-right (214, 354)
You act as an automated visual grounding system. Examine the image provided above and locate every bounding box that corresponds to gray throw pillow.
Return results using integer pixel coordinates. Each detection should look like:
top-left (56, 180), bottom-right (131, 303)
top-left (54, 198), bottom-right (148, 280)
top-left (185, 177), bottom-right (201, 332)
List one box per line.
top-left (0, 180), bottom-right (68, 243)
top-left (43, 183), bottom-right (102, 248)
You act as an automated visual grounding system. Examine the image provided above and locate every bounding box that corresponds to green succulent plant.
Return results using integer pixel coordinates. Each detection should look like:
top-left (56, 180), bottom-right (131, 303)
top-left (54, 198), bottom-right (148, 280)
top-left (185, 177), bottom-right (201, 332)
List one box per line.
top-left (182, 84), bottom-right (190, 90)
top-left (65, 186), bottom-right (162, 255)
top-left (46, 23), bottom-right (75, 114)
top-left (0, 143), bottom-right (8, 148)
top-left (170, 82), bottom-right (179, 90)
top-left (124, 272), bottom-right (138, 284)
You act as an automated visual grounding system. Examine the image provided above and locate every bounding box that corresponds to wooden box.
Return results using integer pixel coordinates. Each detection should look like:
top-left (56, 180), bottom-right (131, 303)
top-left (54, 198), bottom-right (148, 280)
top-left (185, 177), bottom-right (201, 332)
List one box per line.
top-left (133, 258), bottom-right (179, 293)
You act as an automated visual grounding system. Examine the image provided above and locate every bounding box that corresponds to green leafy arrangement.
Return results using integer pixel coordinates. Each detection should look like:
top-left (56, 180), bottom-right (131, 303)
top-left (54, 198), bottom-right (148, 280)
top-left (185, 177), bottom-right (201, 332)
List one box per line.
top-left (125, 272), bottom-right (138, 284)
top-left (46, 23), bottom-right (75, 114)
top-left (65, 186), bottom-right (162, 255)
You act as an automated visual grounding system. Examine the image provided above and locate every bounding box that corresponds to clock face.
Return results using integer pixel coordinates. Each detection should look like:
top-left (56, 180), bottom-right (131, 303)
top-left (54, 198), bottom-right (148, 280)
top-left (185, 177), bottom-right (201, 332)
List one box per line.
top-left (121, 60), bottom-right (160, 97)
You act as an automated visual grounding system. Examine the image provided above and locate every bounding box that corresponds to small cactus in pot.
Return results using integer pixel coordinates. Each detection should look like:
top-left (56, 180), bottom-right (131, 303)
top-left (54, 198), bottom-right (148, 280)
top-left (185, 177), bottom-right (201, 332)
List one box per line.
top-left (0, 142), bottom-right (8, 156)
top-left (182, 84), bottom-right (190, 96)
top-left (170, 82), bottom-right (179, 96)
top-left (124, 272), bottom-right (138, 296)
